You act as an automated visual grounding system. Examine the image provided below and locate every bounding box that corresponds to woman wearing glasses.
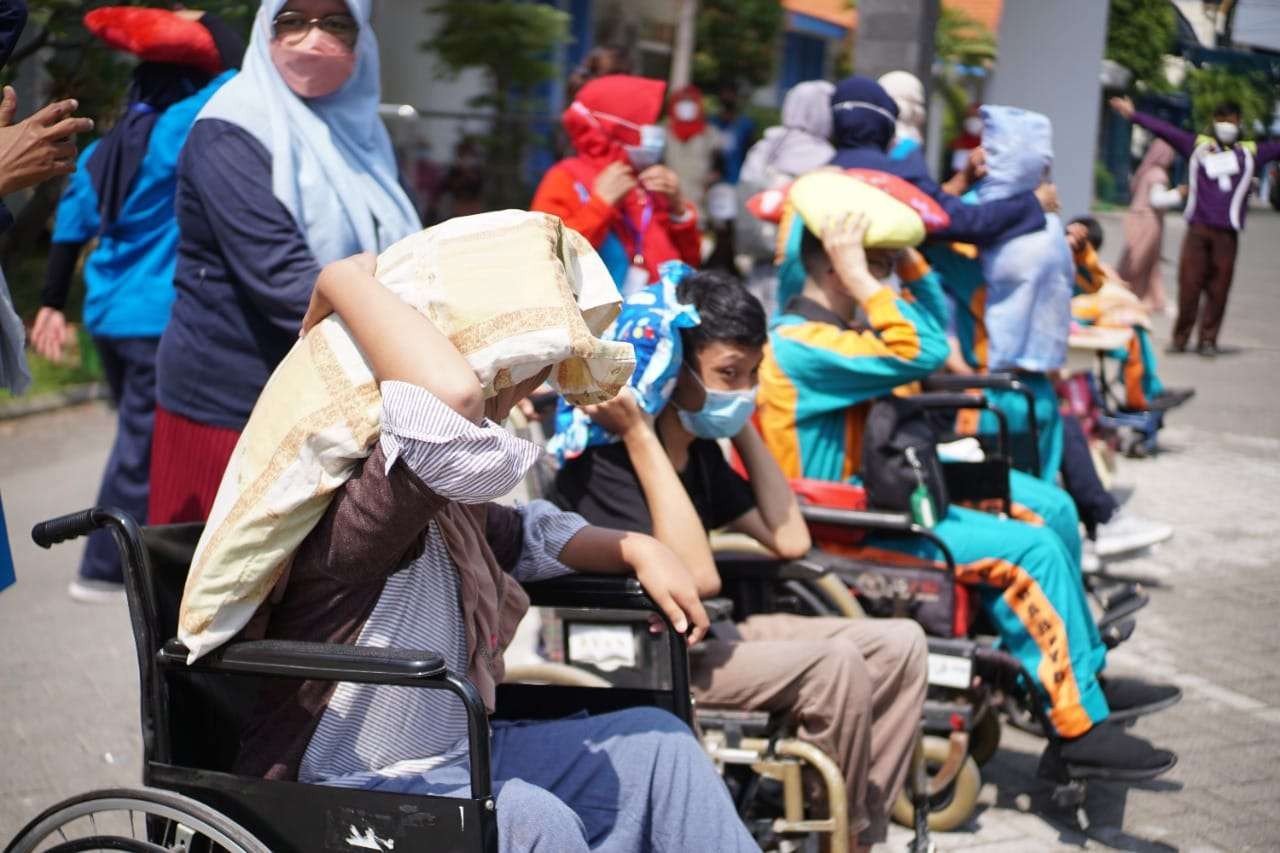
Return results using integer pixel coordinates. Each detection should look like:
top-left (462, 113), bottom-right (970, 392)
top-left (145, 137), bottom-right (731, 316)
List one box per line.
top-left (149, 0), bottom-right (420, 525)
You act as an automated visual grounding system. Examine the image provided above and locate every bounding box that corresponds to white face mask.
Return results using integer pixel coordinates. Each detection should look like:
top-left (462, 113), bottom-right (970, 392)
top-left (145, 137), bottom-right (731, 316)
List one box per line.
top-left (673, 100), bottom-right (700, 122)
top-left (1214, 121), bottom-right (1240, 146)
top-left (624, 124), bottom-right (666, 170)
top-left (963, 117), bottom-right (984, 136)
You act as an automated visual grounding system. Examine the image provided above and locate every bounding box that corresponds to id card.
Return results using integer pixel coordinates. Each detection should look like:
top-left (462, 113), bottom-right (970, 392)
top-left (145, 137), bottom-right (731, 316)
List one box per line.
top-left (1203, 149), bottom-right (1240, 180)
top-left (622, 262), bottom-right (651, 298)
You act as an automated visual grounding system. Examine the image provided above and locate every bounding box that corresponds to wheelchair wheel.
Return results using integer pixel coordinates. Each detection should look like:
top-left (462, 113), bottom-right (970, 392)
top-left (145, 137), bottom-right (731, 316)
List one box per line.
top-left (891, 736), bottom-right (982, 833)
top-left (969, 706), bottom-right (1002, 767)
top-left (6, 788), bottom-right (269, 853)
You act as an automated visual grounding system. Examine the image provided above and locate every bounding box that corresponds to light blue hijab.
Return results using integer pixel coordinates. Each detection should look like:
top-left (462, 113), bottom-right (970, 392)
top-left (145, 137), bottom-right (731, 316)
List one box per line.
top-left (199, 0), bottom-right (419, 264)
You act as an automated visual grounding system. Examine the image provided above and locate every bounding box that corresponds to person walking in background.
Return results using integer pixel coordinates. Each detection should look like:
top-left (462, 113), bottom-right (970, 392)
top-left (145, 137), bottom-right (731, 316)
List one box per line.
top-left (663, 84), bottom-right (715, 219)
top-left (149, 0), bottom-right (420, 525)
top-left (29, 7), bottom-right (242, 601)
top-left (878, 70), bottom-right (926, 161)
top-left (530, 74), bottom-right (700, 295)
top-left (1110, 96), bottom-right (1280, 356)
top-left (1116, 139), bottom-right (1182, 314)
top-left (712, 85), bottom-right (755, 185)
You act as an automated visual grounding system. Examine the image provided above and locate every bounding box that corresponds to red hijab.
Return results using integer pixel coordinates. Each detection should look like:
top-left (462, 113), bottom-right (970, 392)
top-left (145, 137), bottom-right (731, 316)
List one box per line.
top-left (667, 84), bottom-right (707, 141)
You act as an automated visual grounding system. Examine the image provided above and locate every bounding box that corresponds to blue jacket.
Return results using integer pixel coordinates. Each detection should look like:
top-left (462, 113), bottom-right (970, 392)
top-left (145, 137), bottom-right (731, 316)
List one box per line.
top-left (49, 71), bottom-right (233, 338)
top-left (828, 76), bottom-right (1046, 246)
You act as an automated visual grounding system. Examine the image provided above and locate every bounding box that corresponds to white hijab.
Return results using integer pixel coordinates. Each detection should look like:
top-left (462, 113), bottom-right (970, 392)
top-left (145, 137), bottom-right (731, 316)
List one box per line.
top-left (199, 0), bottom-right (419, 264)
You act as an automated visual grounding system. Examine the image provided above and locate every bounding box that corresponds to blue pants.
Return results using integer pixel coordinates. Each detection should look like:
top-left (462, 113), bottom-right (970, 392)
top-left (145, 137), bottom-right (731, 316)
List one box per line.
top-left (1059, 414), bottom-right (1118, 531)
top-left (355, 707), bottom-right (758, 852)
top-left (980, 373), bottom-right (1063, 482)
top-left (866, 500), bottom-right (1108, 737)
top-left (79, 337), bottom-right (158, 583)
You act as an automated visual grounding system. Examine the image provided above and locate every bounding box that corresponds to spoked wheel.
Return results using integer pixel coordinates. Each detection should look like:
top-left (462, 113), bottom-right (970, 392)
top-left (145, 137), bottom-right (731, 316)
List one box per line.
top-left (891, 736), bottom-right (982, 832)
top-left (6, 789), bottom-right (269, 853)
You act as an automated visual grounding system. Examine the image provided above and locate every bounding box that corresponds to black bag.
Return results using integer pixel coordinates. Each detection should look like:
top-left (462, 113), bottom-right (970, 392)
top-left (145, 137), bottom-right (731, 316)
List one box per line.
top-left (861, 396), bottom-right (950, 520)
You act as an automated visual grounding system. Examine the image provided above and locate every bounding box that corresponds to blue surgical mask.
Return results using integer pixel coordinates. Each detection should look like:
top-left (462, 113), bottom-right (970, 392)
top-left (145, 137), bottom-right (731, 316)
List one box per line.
top-left (675, 364), bottom-right (757, 439)
top-left (625, 124), bottom-right (666, 171)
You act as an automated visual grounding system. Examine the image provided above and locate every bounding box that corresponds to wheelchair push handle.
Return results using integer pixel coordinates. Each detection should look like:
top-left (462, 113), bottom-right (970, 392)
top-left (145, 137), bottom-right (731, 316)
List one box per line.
top-left (32, 508), bottom-right (105, 548)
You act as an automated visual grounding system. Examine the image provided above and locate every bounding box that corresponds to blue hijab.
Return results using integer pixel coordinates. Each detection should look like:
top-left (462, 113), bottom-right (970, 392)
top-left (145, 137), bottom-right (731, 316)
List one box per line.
top-left (199, 0), bottom-right (419, 264)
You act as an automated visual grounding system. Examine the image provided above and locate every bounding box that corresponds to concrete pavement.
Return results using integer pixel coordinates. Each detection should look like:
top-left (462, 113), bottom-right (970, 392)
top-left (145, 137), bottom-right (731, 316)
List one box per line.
top-left (2, 210), bottom-right (1279, 849)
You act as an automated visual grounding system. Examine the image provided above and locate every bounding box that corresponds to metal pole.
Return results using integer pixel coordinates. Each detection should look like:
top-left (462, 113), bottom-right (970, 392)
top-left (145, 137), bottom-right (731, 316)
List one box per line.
top-left (670, 0), bottom-right (699, 89)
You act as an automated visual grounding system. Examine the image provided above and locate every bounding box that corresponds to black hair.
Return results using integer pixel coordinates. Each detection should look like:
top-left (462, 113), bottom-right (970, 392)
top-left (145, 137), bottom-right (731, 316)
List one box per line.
top-left (1213, 100), bottom-right (1242, 120)
top-left (1069, 215), bottom-right (1104, 251)
top-left (675, 270), bottom-right (767, 361)
top-left (799, 226), bottom-right (830, 280)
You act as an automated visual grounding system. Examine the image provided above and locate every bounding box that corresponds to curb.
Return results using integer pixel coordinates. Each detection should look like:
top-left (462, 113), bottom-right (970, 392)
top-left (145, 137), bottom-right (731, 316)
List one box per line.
top-left (0, 383), bottom-right (110, 421)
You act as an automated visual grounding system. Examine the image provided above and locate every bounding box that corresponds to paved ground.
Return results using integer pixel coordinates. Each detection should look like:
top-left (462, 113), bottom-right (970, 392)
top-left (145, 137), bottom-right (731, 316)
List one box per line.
top-left (2, 210), bottom-right (1279, 849)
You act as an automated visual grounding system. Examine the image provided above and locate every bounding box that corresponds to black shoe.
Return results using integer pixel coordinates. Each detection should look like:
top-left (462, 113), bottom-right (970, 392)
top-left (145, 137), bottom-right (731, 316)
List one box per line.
top-left (1042, 725), bottom-right (1176, 781)
top-left (1147, 388), bottom-right (1195, 411)
top-left (1197, 342), bottom-right (1220, 358)
top-left (1101, 676), bottom-right (1183, 723)
top-left (1165, 342), bottom-right (1188, 355)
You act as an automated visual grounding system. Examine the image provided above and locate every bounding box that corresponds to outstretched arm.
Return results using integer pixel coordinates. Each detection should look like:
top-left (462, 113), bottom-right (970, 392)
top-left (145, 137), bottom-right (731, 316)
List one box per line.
top-left (1110, 96), bottom-right (1196, 159)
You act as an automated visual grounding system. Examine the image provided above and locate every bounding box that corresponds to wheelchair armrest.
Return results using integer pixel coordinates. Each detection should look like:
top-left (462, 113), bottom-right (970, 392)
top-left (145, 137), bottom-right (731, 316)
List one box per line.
top-left (800, 504), bottom-right (915, 533)
top-left (714, 550), bottom-right (828, 583)
top-left (524, 574), bottom-right (657, 611)
top-left (923, 372), bottom-right (1018, 393)
top-left (158, 637), bottom-right (448, 685)
top-left (702, 596), bottom-right (736, 623)
top-left (909, 391), bottom-right (989, 411)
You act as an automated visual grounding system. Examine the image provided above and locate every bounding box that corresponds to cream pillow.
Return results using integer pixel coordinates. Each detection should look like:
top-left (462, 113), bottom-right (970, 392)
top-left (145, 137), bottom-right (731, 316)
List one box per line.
top-left (178, 210), bottom-right (634, 661)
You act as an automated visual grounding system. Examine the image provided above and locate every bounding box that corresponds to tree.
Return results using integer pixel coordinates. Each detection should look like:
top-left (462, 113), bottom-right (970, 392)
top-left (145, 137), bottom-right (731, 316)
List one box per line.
top-left (1105, 0), bottom-right (1178, 92)
top-left (692, 0), bottom-right (783, 94)
top-left (428, 0), bottom-right (569, 207)
top-left (1186, 64), bottom-right (1275, 136)
top-left (933, 5), bottom-right (996, 162)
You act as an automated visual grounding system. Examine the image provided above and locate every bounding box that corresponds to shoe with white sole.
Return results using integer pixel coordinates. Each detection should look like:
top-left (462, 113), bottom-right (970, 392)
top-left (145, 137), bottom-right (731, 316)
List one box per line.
top-left (1094, 512), bottom-right (1173, 558)
top-left (1081, 539), bottom-right (1102, 573)
top-left (67, 578), bottom-right (126, 604)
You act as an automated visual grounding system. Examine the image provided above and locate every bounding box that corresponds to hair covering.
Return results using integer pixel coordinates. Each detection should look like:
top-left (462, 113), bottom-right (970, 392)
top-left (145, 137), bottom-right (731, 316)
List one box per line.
top-left (549, 260), bottom-right (699, 462)
top-left (739, 80), bottom-right (836, 187)
top-left (1130, 137), bottom-right (1176, 196)
top-left (878, 70), bottom-right (925, 145)
top-left (667, 84), bottom-right (707, 141)
top-left (83, 9), bottom-right (245, 230)
top-left (198, 0), bottom-right (419, 266)
top-left (563, 74), bottom-right (667, 170)
top-left (830, 75), bottom-right (898, 153)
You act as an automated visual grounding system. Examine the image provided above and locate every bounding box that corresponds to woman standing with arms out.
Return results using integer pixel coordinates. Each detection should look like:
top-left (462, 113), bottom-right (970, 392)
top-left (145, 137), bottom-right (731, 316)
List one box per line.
top-left (31, 8), bottom-right (242, 601)
top-left (1115, 139), bottom-right (1181, 314)
top-left (149, 0), bottom-right (419, 524)
top-left (531, 75), bottom-right (700, 296)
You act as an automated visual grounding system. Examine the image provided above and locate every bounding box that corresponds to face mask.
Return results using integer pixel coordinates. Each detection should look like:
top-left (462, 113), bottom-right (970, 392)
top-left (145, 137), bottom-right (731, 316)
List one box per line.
top-left (673, 100), bottom-right (700, 122)
top-left (1214, 121), bottom-right (1239, 146)
top-left (624, 124), bottom-right (666, 170)
top-left (676, 365), bottom-right (757, 439)
top-left (270, 30), bottom-right (356, 99)
top-left (963, 117), bottom-right (984, 136)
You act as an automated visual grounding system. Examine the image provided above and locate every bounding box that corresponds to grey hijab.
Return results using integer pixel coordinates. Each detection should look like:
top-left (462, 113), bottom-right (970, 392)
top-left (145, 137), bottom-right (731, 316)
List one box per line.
top-left (740, 80), bottom-right (836, 187)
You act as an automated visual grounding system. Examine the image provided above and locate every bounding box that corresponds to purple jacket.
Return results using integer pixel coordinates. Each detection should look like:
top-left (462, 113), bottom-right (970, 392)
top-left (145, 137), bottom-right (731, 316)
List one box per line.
top-left (1133, 111), bottom-right (1280, 232)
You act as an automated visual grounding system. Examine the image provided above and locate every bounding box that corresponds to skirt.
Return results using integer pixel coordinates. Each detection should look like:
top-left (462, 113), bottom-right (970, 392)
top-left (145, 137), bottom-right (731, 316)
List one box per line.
top-left (147, 405), bottom-right (241, 525)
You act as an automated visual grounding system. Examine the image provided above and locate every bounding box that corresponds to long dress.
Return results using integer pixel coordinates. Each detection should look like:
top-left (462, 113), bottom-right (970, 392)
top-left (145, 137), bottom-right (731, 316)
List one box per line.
top-left (1116, 139), bottom-right (1178, 312)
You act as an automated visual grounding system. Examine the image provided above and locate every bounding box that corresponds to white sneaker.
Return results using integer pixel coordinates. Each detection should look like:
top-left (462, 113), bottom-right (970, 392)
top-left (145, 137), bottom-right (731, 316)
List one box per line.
top-left (1093, 512), bottom-right (1173, 558)
top-left (67, 578), bottom-right (126, 604)
top-left (1081, 539), bottom-right (1103, 574)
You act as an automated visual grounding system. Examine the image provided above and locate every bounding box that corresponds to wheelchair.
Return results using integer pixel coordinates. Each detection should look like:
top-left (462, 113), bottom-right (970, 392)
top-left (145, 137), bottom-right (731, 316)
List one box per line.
top-left (8, 507), bottom-right (701, 853)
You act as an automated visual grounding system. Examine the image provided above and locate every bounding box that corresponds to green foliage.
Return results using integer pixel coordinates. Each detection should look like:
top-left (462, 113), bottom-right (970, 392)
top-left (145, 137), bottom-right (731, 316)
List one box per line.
top-left (1105, 0), bottom-right (1177, 92)
top-left (425, 1), bottom-right (569, 207)
top-left (1186, 64), bottom-right (1276, 135)
top-left (1095, 159), bottom-right (1118, 204)
top-left (934, 5), bottom-right (996, 68)
top-left (693, 0), bottom-right (783, 92)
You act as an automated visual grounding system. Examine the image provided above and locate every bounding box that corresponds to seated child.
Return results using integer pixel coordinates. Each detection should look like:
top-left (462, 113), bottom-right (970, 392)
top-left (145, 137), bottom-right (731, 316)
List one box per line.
top-left (757, 212), bottom-right (1180, 776)
top-left (233, 254), bottom-right (758, 853)
top-left (549, 265), bottom-right (927, 851)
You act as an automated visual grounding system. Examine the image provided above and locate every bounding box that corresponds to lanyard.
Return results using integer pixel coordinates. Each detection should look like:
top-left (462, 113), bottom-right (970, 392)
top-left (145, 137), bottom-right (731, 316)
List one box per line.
top-left (621, 198), bottom-right (654, 265)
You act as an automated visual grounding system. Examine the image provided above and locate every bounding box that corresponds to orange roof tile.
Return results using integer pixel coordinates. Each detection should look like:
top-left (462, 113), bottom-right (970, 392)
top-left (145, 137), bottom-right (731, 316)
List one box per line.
top-left (942, 0), bottom-right (1003, 33)
top-left (782, 0), bottom-right (857, 30)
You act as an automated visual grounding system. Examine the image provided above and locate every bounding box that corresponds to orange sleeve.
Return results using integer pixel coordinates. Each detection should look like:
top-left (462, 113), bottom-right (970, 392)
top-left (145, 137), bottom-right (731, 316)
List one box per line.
top-left (529, 164), bottom-right (617, 248)
top-left (663, 203), bottom-right (702, 267)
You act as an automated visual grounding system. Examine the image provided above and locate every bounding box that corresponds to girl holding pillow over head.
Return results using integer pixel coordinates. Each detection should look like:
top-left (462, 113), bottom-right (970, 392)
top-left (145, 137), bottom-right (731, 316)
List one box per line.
top-left (150, 0), bottom-right (420, 525)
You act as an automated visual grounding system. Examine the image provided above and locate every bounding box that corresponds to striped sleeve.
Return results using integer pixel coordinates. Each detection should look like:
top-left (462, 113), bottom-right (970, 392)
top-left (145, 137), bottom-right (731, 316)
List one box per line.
top-left (508, 499), bottom-right (587, 583)
top-left (379, 380), bottom-right (540, 503)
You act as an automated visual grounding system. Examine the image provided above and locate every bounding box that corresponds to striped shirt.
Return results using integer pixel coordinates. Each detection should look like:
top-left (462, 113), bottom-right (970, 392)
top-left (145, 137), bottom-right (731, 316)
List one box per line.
top-left (297, 381), bottom-right (587, 786)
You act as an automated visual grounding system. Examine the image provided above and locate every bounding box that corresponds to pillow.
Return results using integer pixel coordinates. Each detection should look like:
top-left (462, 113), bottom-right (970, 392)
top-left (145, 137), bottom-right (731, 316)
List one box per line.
top-left (178, 210), bottom-right (635, 662)
top-left (84, 7), bottom-right (223, 74)
top-left (842, 168), bottom-right (950, 233)
top-left (788, 170), bottom-right (926, 249)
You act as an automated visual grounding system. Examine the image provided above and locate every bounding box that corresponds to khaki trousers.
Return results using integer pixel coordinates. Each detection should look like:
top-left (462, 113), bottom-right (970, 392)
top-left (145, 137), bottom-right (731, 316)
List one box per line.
top-left (689, 615), bottom-right (928, 843)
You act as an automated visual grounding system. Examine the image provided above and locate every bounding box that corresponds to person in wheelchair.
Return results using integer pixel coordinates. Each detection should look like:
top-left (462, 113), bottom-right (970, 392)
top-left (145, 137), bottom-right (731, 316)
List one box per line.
top-left (233, 255), bottom-right (758, 852)
top-left (756, 211), bottom-right (1180, 777)
top-left (549, 266), bottom-right (928, 851)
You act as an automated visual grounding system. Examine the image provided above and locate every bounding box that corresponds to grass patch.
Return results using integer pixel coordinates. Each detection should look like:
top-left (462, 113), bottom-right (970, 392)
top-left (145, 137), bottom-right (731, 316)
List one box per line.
top-left (0, 331), bottom-right (103, 401)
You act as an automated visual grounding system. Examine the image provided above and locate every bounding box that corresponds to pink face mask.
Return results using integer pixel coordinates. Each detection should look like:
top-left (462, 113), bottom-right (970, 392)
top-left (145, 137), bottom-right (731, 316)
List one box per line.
top-left (270, 29), bottom-right (356, 99)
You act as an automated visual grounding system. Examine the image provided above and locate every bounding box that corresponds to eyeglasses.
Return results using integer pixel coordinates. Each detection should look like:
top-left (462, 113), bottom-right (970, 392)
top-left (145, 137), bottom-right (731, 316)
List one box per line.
top-left (272, 11), bottom-right (360, 47)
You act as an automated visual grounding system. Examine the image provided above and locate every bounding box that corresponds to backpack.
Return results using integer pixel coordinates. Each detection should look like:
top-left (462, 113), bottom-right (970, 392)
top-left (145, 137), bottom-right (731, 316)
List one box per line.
top-left (861, 396), bottom-right (950, 526)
